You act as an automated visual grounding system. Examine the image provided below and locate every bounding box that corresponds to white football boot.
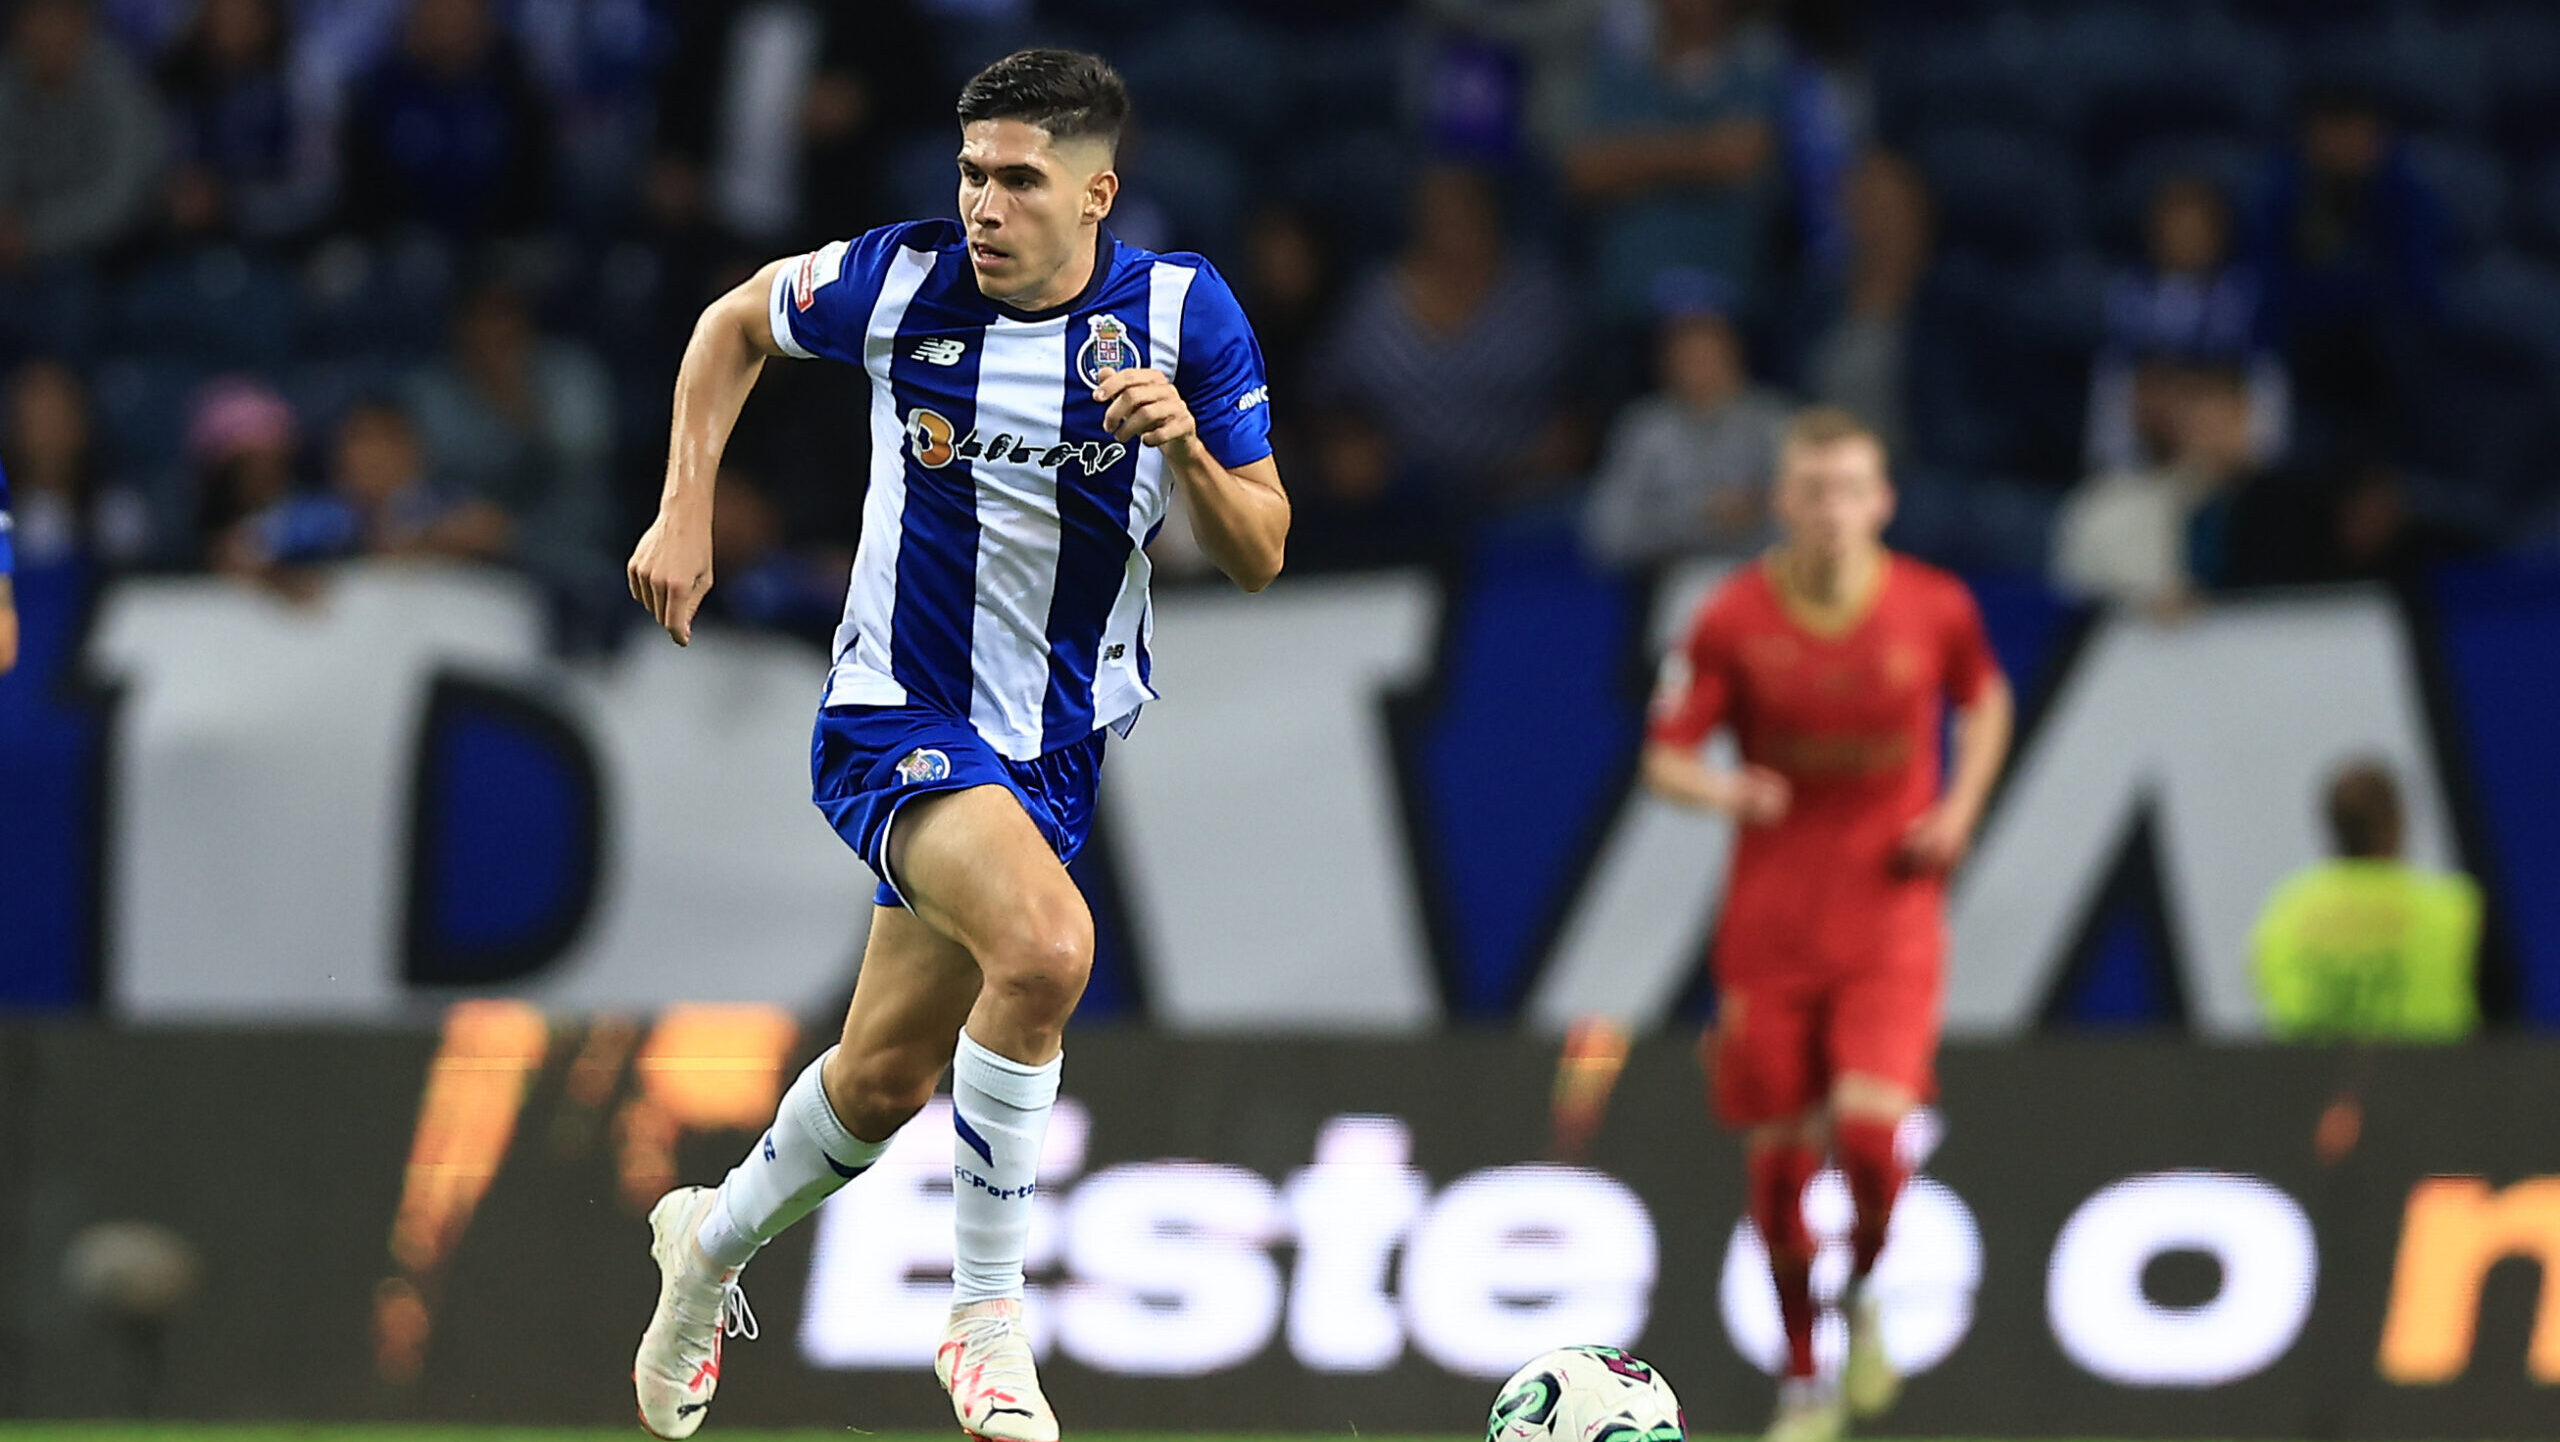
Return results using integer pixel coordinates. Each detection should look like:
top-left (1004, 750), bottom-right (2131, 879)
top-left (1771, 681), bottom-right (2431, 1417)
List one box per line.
top-left (1763, 1376), bottom-right (1847, 1442)
top-left (935, 1298), bottom-right (1060, 1442)
top-left (1842, 1287), bottom-right (1902, 1419)
top-left (634, 1187), bottom-right (757, 1439)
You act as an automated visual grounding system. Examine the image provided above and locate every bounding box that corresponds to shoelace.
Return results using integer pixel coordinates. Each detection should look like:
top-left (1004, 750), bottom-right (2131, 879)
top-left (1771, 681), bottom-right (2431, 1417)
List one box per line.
top-left (718, 1278), bottom-right (759, 1341)
top-left (949, 1313), bottom-right (1037, 1389)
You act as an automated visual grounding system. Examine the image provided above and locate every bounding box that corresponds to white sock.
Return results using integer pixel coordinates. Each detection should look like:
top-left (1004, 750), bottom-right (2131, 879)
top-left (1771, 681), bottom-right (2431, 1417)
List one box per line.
top-left (950, 1029), bottom-right (1060, 1306)
top-left (697, 1048), bottom-right (890, 1267)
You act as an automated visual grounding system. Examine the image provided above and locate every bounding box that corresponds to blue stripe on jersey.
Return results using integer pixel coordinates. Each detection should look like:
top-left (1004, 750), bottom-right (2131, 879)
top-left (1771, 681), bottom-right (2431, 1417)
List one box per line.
top-left (884, 251), bottom-right (986, 717)
top-left (1038, 302), bottom-right (1150, 753)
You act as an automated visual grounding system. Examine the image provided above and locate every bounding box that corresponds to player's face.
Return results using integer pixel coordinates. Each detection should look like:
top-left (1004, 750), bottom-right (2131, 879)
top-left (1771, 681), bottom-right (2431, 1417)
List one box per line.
top-left (957, 120), bottom-right (1116, 308)
top-left (1774, 438), bottom-right (1894, 560)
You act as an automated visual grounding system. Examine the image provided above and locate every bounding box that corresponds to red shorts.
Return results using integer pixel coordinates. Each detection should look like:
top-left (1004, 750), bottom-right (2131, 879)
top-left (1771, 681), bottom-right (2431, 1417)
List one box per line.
top-left (1703, 964), bottom-right (1943, 1128)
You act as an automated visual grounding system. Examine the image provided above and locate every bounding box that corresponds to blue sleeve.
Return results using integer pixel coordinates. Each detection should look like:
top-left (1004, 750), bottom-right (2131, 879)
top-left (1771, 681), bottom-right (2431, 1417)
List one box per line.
top-left (1175, 262), bottom-right (1274, 470)
top-left (767, 223), bottom-right (916, 365)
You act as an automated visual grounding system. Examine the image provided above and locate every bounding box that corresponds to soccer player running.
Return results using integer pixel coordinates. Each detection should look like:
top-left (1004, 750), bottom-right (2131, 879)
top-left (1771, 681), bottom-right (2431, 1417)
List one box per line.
top-left (622, 50), bottom-right (1287, 1441)
top-left (1643, 408), bottom-right (2010, 1442)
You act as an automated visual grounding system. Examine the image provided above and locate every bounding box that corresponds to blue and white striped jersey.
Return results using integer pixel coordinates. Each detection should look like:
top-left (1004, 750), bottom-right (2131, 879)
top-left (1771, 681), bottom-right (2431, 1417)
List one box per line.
top-left (769, 219), bottom-right (1272, 761)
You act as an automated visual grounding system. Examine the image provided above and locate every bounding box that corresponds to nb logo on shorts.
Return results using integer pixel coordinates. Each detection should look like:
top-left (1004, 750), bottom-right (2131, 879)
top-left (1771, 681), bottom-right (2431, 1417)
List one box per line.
top-left (895, 748), bottom-right (951, 786)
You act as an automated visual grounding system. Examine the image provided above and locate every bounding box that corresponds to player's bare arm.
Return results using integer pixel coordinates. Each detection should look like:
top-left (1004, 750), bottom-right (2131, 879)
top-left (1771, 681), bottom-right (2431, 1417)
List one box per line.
top-left (1900, 672), bottom-right (2014, 874)
top-left (0, 576), bottom-right (17, 675)
top-left (1093, 366), bottom-right (1288, 591)
top-left (1640, 742), bottom-right (1792, 824)
top-left (626, 258), bottom-right (793, 646)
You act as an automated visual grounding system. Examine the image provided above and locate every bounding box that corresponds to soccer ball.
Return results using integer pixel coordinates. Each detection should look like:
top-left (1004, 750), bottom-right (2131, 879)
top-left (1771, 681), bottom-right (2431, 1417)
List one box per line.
top-left (1486, 1345), bottom-right (1685, 1442)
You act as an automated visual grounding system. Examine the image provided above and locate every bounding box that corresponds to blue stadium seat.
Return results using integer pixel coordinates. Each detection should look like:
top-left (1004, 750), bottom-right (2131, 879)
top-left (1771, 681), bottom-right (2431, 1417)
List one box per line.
top-left (298, 235), bottom-right (456, 363)
top-left (1882, 21), bottom-right (2080, 141)
top-left (1913, 127), bottom-right (2087, 263)
top-left (87, 356), bottom-right (207, 557)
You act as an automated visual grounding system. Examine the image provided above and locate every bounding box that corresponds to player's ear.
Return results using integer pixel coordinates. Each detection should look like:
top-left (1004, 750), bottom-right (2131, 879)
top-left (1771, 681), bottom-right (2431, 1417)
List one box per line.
top-left (1084, 165), bottom-right (1118, 224)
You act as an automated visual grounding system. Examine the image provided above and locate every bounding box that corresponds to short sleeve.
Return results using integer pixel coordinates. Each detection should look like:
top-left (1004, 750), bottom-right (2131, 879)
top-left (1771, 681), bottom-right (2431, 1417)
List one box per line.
top-left (1938, 575), bottom-right (1998, 705)
top-left (1174, 263), bottom-right (1274, 470)
top-left (767, 225), bottom-right (911, 365)
top-left (1647, 596), bottom-right (1735, 749)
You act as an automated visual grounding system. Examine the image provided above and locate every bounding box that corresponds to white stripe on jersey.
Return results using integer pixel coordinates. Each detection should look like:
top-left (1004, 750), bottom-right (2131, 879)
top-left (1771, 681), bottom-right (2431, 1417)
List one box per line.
top-left (1090, 261), bottom-right (1198, 732)
top-left (824, 244), bottom-right (935, 708)
top-left (966, 316), bottom-right (1071, 754)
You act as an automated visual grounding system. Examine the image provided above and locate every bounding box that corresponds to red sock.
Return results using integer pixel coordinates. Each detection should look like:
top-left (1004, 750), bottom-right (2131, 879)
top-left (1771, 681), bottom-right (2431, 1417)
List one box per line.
top-left (1748, 1143), bottom-right (1822, 1378)
top-left (1836, 1116), bottom-right (1908, 1279)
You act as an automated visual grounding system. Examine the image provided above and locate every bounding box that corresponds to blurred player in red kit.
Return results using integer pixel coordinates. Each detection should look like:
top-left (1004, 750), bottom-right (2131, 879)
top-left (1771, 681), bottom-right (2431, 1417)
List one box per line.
top-left (1644, 407), bottom-right (2012, 1442)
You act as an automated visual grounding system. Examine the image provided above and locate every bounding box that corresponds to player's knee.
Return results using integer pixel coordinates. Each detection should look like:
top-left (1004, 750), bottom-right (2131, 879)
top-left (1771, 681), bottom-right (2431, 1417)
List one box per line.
top-left (979, 907), bottom-right (1093, 1023)
top-left (824, 1046), bottom-right (941, 1140)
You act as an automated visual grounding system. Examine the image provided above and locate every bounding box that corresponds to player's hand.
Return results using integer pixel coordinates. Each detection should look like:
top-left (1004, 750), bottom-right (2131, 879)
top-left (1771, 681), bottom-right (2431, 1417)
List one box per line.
top-left (626, 510), bottom-right (714, 646)
top-left (1896, 801), bottom-right (1978, 875)
top-left (1724, 765), bottom-right (1791, 825)
top-left (0, 578), bottom-right (17, 675)
top-left (1093, 367), bottom-right (1196, 449)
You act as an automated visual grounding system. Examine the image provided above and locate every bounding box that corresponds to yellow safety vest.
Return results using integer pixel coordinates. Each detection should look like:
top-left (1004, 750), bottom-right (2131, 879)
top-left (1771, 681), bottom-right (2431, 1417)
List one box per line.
top-left (2250, 859), bottom-right (2481, 1041)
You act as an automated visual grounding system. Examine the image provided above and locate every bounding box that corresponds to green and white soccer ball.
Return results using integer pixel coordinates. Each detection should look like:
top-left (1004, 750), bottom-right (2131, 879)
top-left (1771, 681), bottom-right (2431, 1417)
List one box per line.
top-left (1487, 1345), bottom-right (1685, 1442)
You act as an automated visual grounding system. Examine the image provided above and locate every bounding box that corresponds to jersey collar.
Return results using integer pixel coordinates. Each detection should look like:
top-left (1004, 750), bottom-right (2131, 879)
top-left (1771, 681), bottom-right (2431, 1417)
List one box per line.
top-left (983, 228), bottom-right (1118, 324)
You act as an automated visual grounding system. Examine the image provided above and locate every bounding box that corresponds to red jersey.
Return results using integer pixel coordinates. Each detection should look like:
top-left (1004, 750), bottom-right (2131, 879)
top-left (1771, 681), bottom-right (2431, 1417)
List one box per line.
top-left (1650, 553), bottom-right (1999, 980)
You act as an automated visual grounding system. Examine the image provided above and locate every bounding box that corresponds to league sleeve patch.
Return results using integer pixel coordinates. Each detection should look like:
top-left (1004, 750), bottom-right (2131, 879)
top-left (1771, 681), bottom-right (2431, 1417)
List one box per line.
top-left (793, 239), bottom-right (852, 312)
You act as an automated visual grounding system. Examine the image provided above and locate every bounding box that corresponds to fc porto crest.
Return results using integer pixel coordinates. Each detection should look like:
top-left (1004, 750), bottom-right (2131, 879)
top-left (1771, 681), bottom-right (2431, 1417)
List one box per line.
top-left (894, 748), bottom-right (951, 786)
top-left (1076, 313), bottom-right (1142, 387)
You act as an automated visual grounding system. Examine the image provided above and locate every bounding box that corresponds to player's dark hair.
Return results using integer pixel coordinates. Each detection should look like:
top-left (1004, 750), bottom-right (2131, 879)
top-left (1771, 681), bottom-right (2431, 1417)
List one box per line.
top-left (956, 49), bottom-right (1130, 154)
top-left (2325, 757), bottom-right (2404, 859)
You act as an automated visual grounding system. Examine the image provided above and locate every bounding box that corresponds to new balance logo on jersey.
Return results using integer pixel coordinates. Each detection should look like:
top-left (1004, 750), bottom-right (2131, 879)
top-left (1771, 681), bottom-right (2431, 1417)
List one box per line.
top-left (910, 337), bottom-right (967, 366)
top-left (904, 407), bottom-right (1128, 474)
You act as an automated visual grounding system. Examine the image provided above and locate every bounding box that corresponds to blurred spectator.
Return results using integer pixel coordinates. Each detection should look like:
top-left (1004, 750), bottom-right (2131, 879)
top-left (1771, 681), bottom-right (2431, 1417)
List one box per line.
top-left (1583, 292), bottom-right (1788, 567)
top-left (1804, 149), bottom-right (1924, 457)
top-left (404, 280), bottom-right (614, 596)
top-left (1561, 0), bottom-right (1781, 322)
top-left (156, 0), bottom-right (332, 245)
top-left (2252, 757), bottom-right (2479, 1042)
top-left (326, 397), bottom-right (504, 558)
top-left (2250, 87), bottom-right (2446, 459)
top-left (339, 0), bottom-right (551, 241)
top-left (185, 373), bottom-right (300, 571)
top-left (0, 453), bottom-right (13, 673)
top-left (648, 0), bottom-right (939, 247)
top-left (1312, 167), bottom-right (1578, 529)
top-left (3, 358), bottom-right (152, 565)
top-left (0, 0), bottom-right (166, 266)
top-left (2052, 369), bottom-right (2262, 614)
top-left (2089, 175), bottom-right (2288, 474)
top-left (1420, 0), bottom-right (1601, 154)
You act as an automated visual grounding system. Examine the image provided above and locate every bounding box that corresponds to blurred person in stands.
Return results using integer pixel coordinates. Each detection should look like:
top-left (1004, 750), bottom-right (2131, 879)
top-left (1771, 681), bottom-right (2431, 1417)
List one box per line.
top-left (0, 0), bottom-right (164, 270)
top-left (2052, 368), bottom-right (2263, 616)
top-left (0, 446), bottom-right (13, 672)
top-left (2221, 450), bottom-right (2481, 590)
top-left (3, 358), bottom-right (152, 566)
top-left (1646, 406), bottom-right (2010, 1442)
top-left (404, 279), bottom-right (614, 598)
top-left (1561, 0), bottom-right (1781, 325)
top-left (1804, 149), bottom-right (1926, 458)
top-left (2253, 757), bottom-right (2478, 1041)
top-left (702, 464), bottom-right (850, 639)
top-left (2250, 85), bottom-right (2444, 459)
top-left (185, 373), bottom-right (301, 573)
top-left (156, 0), bottom-right (332, 246)
top-left (648, 0), bottom-right (939, 250)
top-left (2089, 174), bottom-right (2287, 474)
top-left (339, 0), bottom-right (551, 242)
top-left (324, 396), bottom-right (502, 558)
top-left (1583, 275), bottom-right (1789, 567)
top-left (1313, 165), bottom-right (1578, 529)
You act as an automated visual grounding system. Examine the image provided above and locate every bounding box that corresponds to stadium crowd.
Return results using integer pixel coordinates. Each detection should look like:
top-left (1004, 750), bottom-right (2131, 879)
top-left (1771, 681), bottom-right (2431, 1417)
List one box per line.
top-left (3, 0), bottom-right (2558, 639)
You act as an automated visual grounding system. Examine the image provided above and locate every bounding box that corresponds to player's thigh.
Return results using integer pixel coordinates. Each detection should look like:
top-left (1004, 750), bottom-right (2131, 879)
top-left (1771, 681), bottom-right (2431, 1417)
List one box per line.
top-left (1826, 964), bottom-right (1942, 1123)
top-left (825, 904), bottom-right (982, 1135)
top-left (889, 782), bottom-right (1094, 986)
top-left (1704, 978), bottom-right (1825, 1131)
